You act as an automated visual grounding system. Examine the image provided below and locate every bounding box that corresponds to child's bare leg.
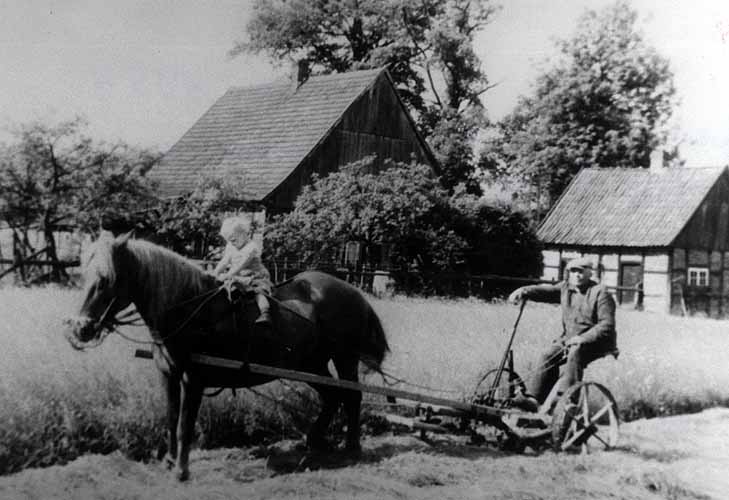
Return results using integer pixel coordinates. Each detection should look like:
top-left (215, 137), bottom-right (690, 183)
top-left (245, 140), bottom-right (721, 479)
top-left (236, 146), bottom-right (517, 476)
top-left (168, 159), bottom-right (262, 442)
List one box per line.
top-left (255, 293), bottom-right (271, 324)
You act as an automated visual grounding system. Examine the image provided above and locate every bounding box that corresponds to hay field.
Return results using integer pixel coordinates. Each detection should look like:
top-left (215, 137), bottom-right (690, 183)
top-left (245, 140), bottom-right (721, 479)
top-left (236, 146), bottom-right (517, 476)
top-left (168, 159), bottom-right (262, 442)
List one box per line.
top-left (1, 287), bottom-right (727, 474)
top-left (371, 296), bottom-right (729, 420)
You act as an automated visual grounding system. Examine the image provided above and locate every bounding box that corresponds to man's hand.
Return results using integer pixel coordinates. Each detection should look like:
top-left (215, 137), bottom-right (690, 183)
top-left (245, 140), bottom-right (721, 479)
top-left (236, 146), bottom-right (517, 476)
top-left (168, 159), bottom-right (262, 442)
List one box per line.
top-left (565, 336), bottom-right (585, 347)
top-left (507, 287), bottom-right (526, 305)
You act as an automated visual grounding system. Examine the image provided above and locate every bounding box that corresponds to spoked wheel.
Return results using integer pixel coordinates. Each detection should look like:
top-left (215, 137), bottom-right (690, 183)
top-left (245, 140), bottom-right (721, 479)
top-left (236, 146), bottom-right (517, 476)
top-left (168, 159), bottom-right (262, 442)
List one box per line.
top-left (472, 368), bottom-right (527, 407)
top-left (552, 381), bottom-right (619, 452)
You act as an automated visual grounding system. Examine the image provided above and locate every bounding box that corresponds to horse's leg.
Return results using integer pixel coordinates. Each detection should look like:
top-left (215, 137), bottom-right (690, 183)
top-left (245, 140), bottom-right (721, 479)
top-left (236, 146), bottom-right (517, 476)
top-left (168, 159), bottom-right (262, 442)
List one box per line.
top-left (333, 354), bottom-right (362, 453)
top-left (160, 371), bottom-right (181, 469)
top-left (307, 363), bottom-right (340, 451)
top-left (175, 376), bottom-right (203, 481)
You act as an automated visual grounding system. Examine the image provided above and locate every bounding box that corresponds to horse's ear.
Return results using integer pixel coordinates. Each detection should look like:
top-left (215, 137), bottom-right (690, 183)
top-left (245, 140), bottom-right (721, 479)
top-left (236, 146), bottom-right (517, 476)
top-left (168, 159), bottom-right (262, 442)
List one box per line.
top-left (116, 230), bottom-right (134, 246)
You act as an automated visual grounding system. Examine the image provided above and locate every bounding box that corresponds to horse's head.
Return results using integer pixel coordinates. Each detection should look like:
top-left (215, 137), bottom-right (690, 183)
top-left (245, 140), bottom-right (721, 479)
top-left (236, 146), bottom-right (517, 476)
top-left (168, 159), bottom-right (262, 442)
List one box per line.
top-left (65, 233), bottom-right (134, 349)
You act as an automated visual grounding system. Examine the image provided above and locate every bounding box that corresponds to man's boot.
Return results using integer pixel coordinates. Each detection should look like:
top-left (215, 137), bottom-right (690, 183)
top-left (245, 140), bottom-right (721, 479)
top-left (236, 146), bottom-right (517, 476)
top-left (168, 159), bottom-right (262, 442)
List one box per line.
top-left (511, 390), bottom-right (539, 412)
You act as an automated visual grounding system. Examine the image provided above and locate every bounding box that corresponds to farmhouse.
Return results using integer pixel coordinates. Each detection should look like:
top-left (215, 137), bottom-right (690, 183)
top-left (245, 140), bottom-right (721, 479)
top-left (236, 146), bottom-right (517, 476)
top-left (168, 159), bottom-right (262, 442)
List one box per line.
top-left (149, 66), bottom-right (437, 214)
top-left (537, 165), bottom-right (729, 317)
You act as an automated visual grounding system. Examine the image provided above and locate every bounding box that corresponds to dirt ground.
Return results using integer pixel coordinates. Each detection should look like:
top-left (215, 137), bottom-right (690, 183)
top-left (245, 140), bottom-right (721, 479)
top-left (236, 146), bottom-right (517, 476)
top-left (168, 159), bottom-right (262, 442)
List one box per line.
top-left (2, 407), bottom-right (728, 500)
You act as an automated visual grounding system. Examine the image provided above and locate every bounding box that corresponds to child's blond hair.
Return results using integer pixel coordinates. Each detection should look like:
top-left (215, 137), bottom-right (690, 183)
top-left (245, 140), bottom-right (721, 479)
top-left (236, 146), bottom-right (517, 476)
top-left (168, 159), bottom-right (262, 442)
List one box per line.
top-left (219, 216), bottom-right (251, 241)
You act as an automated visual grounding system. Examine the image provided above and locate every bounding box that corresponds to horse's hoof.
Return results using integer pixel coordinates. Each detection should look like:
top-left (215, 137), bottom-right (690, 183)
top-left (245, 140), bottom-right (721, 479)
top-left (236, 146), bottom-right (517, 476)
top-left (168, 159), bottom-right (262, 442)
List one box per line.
top-left (175, 466), bottom-right (190, 482)
top-left (163, 454), bottom-right (175, 470)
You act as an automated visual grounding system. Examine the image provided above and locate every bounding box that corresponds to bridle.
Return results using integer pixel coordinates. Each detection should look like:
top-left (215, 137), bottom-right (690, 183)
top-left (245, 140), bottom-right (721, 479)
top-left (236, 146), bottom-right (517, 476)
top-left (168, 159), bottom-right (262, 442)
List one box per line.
top-left (97, 296), bottom-right (120, 330)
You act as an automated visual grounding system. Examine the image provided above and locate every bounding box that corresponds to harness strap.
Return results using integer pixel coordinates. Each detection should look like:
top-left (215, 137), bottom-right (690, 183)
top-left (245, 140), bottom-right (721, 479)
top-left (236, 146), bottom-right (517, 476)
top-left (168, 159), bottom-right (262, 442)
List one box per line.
top-left (166, 286), bottom-right (226, 340)
top-left (95, 297), bottom-right (117, 331)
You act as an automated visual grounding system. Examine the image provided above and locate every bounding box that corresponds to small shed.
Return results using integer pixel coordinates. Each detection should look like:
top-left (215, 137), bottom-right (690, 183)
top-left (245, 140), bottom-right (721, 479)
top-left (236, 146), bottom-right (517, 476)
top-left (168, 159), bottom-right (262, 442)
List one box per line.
top-left (537, 166), bottom-right (729, 317)
top-left (149, 67), bottom-right (437, 213)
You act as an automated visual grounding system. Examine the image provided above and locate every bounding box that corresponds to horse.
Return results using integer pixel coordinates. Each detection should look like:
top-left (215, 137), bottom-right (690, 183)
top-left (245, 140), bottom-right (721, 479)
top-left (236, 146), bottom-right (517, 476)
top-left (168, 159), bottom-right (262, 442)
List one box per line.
top-left (65, 233), bottom-right (389, 480)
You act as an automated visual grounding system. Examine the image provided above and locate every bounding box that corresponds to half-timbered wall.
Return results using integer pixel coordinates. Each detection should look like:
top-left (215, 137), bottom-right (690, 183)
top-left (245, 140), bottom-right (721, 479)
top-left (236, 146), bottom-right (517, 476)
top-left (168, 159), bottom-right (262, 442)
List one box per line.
top-left (541, 246), bottom-right (672, 314)
top-left (669, 247), bottom-right (729, 317)
top-left (668, 171), bottom-right (729, 317)
top-left (543, 244), bottom-right (729, 317)
top-left (643, 253), bottom-right (671, 313)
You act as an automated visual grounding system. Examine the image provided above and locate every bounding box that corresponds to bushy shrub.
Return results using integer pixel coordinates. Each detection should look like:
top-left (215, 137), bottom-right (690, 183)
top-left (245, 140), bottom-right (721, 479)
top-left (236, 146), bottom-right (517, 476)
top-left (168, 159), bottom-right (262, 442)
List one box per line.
top-left (265, 157), bottom-right (469, 272)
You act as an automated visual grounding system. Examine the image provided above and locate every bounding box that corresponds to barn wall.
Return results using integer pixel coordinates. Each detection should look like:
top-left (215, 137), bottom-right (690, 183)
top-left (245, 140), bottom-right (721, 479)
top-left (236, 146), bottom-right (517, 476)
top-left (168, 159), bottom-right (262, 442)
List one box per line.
top-left (266, 73), bottom-right (435, 211)
top-left (338, 72), bottom-right (431, 165)
top-left (673, 170), bottom-right (729, 250)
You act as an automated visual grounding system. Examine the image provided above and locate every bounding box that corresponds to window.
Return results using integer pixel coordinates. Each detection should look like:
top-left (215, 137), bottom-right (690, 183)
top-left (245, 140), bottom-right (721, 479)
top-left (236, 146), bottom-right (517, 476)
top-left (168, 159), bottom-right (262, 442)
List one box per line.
top-left (343, 241), bottom-right (361, 268)
top-left (688, 267), bottom-right (709, 287)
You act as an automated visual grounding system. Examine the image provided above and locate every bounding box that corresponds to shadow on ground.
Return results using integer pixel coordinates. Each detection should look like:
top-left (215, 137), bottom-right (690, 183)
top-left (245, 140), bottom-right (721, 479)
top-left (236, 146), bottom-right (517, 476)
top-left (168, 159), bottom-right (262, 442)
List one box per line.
top-left (259, 434), bottom-right (509, 475)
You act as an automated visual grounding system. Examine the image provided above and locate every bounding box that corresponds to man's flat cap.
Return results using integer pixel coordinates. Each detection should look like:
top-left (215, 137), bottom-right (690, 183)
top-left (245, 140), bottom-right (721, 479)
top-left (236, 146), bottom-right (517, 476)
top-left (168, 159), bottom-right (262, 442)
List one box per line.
top-left (567, 256), bottom-right (594, 270)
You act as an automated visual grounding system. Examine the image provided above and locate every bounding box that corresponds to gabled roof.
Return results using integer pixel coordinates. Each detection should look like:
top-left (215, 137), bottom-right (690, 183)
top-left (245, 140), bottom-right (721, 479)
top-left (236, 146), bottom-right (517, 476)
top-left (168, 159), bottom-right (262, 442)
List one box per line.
top-left (537, 167), bottom-right (727, 247)
top-left (150, 68), bottom-right (413, 200)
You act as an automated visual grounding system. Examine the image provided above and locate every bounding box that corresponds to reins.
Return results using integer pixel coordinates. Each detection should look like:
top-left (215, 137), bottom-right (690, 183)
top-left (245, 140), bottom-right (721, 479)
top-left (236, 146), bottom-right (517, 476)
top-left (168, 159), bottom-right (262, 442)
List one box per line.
top-left (105, 285), bottom-right (227, 346)
top-left (159, 285), bottom-right (227, 342)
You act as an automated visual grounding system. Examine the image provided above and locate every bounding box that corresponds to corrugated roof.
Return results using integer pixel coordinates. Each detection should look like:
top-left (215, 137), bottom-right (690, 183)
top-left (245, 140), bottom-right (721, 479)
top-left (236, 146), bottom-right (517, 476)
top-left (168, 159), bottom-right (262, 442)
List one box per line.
top-left (537, 167), bottom-right (727, 247)
top-left (149, 68), bottom-right (386, 200)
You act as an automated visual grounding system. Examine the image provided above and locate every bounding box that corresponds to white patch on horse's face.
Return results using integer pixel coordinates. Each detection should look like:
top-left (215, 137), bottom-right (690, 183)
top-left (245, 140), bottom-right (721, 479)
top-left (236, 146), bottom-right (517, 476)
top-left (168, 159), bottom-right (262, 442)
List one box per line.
top-left (82, 242), bottom-right (115, 288)
top-left (77, 242), bottom-right (120, 331)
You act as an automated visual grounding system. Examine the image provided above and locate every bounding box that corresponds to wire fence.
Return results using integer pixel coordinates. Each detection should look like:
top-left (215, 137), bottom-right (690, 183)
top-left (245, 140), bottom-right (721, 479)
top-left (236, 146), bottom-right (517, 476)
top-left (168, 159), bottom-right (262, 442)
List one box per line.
top-left (1, 252), bottom-right (652, 307)
top-left (0, 255), bottom-right (80, 284)
top-left (195, 258), bottom-right (653, 303)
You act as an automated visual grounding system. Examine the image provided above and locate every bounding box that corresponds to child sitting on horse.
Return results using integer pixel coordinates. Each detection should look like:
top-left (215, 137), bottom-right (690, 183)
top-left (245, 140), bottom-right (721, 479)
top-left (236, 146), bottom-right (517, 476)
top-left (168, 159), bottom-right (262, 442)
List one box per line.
top-left (213, 216), bottom-right (273, 327)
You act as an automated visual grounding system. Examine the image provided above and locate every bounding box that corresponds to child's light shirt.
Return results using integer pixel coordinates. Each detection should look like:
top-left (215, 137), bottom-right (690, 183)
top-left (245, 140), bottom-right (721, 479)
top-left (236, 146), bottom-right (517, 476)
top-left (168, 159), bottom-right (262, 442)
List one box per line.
top-left (221, 240), bottom-right (271, 282)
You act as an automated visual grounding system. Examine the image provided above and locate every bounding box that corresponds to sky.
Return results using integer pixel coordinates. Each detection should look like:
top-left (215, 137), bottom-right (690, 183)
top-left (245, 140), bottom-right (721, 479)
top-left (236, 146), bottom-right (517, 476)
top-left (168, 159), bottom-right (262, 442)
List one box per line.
top-left (1, 0), bottom-right (729, 166)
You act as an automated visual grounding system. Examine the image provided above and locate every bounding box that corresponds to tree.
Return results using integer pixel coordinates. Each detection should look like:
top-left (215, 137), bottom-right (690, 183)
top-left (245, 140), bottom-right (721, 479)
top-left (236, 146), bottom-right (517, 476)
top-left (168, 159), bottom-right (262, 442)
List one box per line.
top-left (0, 118), bottom-right (158, 281)
top-left (264, 156), bottom-right (468, 271)
top-left (233, 0), bottom-right (498, 194)
top-left (449, 188), bottom-right (542, 277)
top-left (482, 1), bottom-right (677, 218)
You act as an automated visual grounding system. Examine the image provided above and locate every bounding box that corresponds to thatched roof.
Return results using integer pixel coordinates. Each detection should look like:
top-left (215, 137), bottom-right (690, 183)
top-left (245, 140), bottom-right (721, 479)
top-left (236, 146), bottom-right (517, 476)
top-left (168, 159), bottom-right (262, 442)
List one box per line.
top-left (537, 167), bottom-right (727, 247)
top-left (150, 68), bottom-right (394, 200)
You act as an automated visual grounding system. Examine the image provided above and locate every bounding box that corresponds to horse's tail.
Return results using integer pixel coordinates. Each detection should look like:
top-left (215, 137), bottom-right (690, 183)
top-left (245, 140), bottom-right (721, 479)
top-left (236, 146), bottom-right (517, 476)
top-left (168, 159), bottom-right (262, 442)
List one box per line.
top-left (359, 305), bottom-right (390, 373)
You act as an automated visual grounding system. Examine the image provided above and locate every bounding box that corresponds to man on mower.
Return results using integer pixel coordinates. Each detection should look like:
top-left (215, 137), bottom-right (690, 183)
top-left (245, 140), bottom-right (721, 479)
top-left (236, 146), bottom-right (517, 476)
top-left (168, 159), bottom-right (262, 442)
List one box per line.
top-left (507, 256), bottom-right (618, 412)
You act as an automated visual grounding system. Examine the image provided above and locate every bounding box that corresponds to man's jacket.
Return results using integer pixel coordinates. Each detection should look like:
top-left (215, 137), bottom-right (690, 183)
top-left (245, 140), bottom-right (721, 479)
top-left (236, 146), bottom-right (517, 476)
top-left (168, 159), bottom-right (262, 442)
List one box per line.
top-left (521, 280), bottom-right (617, 351)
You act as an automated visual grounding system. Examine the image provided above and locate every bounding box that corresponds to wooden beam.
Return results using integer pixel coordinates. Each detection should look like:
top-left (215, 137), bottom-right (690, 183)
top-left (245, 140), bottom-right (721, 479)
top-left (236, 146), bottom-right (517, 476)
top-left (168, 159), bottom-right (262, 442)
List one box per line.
top-left (383, 414), bottom-right (450, 434)
top-left (189, 354), bottom-right (506, 420)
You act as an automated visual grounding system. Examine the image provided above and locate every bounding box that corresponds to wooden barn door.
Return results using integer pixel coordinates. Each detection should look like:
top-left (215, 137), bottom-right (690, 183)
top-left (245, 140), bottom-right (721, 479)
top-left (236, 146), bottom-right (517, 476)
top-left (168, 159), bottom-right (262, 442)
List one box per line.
top-left (619, 262), bottom-right (642, 305)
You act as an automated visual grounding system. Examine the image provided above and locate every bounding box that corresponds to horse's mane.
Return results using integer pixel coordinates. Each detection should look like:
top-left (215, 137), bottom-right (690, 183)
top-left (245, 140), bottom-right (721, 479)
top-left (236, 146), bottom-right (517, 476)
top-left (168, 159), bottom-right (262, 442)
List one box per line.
top-left (84, 237), bottom-right (211, 322)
